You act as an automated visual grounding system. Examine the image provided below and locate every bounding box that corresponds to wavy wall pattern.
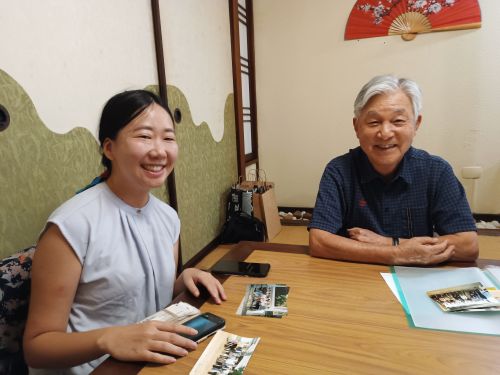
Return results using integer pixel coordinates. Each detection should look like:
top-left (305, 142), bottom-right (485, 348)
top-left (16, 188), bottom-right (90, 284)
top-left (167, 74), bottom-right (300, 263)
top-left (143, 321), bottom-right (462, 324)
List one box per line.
top-left (0, 70), bottom-right (237, 263)
top-left (165, 86), bottom-right (238, 263)
top-left (0, 69), bottom-right (102, 256)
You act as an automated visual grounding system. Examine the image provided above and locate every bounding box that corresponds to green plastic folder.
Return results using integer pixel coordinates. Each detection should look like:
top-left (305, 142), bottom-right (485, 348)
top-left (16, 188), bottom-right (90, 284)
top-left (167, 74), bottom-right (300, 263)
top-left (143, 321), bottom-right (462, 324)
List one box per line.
top-left (392, 266), bottom-right (500, 336)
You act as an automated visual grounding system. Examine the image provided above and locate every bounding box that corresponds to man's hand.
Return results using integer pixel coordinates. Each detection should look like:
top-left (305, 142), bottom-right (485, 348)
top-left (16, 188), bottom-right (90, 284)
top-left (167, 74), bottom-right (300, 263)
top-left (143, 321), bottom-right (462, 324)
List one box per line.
top-left (348, 227), bottom-right (391, 245)
top-left (393, 237), bottom-right (455, 265)
top-left (348, 228), bottom-right (456, 265)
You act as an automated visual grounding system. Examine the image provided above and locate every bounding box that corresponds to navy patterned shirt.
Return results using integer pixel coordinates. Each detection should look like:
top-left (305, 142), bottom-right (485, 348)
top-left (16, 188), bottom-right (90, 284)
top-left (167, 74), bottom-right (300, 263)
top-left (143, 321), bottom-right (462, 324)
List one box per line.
top-left (309, 147), bottom-right (476, 239)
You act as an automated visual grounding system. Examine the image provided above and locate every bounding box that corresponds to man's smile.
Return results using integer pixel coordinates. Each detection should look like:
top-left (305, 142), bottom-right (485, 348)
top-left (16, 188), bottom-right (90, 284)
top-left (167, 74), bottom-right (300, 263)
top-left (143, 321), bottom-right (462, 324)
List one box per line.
top-left (374, 144), bottom-right (397, 150)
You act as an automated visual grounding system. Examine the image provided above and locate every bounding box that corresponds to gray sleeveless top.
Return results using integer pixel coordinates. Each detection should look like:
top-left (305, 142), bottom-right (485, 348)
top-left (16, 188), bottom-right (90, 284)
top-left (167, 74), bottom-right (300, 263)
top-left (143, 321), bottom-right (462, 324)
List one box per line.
top-left (30, 183), bottom-right (179, 375)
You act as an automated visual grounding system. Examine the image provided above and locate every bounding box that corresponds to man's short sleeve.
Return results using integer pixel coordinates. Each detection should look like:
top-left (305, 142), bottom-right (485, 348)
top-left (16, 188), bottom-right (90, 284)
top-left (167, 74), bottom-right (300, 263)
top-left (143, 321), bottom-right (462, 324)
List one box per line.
top-left (309, 162), bottom-right (345, 234)
top-left (430, 161), bottom-right (476, 235)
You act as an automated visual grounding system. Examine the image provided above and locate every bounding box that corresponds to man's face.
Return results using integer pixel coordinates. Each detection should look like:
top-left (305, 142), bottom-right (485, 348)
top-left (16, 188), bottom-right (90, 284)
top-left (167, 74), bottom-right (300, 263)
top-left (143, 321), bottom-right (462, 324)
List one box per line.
top-left (353, 89), bottom-right (421, 178)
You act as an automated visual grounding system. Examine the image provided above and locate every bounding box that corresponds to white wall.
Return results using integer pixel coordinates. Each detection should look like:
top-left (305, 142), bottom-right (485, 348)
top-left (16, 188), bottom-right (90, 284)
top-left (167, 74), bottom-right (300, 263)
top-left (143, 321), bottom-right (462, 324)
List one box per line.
top-left (0, 0), bottom-right (234, 142)
top-left (159, 0), bottom-right (234, 142)
top-left (253, 0), bottom-right (500, 214)
top-left (0, 0), bottom-right (157, 137)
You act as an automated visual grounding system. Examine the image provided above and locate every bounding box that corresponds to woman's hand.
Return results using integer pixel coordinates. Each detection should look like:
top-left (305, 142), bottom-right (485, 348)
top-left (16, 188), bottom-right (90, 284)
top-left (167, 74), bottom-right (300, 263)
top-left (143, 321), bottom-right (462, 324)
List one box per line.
top-left (97, 321), bottom-right (198, 364)
top-left (177, 268), bottom-right (227, 304)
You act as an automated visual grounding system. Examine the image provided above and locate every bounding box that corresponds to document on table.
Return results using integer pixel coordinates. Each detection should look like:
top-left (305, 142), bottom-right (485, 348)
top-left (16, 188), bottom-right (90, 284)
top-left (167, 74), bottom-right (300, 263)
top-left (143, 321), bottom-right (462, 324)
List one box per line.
top-left (390, 266), bottom-right (500, 336)
top-left (484, 265), bottom-right (500, 288)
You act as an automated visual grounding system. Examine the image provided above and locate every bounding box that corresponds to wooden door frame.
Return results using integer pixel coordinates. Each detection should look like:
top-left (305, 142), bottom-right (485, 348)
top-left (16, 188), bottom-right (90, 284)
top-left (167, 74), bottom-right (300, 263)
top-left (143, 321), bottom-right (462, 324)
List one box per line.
top-left (151, 0), bottom-right (182, 269)
top-left (229, 0), bottom-right (259, 177)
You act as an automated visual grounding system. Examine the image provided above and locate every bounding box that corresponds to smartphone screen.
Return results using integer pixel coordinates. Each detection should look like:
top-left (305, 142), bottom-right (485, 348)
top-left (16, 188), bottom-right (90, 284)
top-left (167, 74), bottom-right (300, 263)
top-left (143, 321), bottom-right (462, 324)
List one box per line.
top-left (211, 260), bottom-right (270, 277)
top-left (180, 313), bottom-right (225, 343)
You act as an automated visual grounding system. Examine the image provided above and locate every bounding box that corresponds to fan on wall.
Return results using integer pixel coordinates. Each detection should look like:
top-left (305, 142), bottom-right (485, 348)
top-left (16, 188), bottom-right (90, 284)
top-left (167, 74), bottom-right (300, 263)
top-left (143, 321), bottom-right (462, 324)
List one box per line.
top-left (345, 0), bottom-right (481, 41)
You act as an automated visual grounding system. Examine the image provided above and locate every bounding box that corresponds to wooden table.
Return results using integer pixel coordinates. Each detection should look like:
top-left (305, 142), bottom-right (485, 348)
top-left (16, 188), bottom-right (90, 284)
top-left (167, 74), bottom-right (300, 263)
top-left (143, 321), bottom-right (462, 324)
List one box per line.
top-left (94, 242), bottom-right (500, 375)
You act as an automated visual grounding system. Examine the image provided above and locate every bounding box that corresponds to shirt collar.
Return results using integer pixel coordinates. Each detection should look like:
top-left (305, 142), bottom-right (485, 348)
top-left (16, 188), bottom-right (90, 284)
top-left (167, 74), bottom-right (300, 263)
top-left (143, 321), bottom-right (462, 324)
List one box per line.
top-left (353, 146), bottom-right (414, 185)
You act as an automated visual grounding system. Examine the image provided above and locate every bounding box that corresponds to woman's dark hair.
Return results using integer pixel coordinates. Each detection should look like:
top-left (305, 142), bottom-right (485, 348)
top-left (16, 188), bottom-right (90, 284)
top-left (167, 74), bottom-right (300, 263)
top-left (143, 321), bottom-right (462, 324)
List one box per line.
top-left (98, 90), bottom-right (173, 171)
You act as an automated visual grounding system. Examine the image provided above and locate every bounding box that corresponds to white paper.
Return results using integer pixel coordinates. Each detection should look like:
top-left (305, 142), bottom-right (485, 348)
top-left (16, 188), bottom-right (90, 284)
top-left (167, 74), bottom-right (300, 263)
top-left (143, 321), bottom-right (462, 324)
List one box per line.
top-left (141, 302), bottom-right (200, 323)
top-left (381, 273), bottom-right (401, 303)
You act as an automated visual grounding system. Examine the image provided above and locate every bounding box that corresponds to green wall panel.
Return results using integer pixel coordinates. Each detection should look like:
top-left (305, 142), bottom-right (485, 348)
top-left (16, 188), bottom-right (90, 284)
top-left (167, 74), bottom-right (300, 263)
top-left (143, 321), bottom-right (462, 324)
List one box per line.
top-left (0, 73), bottom-right (171, 258)
top-left (166, 86), bottom-right (238, 263)
top-left (0, 71), bottom-right (236, 263)
top-left (0, 69), bottom-right (102, 257)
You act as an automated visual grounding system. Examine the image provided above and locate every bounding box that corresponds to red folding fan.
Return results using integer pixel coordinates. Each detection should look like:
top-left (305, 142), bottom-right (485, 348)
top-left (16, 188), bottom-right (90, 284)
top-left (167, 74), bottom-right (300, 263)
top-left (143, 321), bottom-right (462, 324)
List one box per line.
top-left (345, 0), bottom-right (481, 41)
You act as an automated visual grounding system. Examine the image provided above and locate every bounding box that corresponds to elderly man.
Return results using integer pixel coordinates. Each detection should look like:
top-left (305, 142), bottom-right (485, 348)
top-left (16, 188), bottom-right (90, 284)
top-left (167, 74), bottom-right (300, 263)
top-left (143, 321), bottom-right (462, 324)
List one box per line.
top-left (309, 75), bottom-right (478, 265)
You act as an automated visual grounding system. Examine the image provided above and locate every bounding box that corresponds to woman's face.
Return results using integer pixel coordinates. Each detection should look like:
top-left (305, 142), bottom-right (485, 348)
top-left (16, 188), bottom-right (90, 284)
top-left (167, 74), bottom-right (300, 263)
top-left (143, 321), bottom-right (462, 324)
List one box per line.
top-left (103, 103), bottom-right (178, 197)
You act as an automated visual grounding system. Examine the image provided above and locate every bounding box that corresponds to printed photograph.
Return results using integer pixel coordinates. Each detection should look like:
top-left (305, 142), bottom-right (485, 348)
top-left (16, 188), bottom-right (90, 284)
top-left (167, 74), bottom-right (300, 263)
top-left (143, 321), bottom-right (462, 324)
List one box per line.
top-left (427, 282), bottom-right (500, 312)
top-left (190, 331), bottom-right (260, 375)
top-left (237, 284), bottom-right (289, 318)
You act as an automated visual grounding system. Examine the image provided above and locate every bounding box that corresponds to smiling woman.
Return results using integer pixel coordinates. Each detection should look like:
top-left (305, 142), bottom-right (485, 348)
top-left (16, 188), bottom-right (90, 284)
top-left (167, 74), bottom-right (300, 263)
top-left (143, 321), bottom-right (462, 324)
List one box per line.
top-left (23, 90), bottom-right (226, 375)
top-left (101, 95), bottom-right (178, 208)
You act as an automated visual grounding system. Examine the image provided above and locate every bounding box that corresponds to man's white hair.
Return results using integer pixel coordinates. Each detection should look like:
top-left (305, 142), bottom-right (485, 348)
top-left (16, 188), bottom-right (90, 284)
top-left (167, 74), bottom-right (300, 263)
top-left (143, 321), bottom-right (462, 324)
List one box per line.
top-left (353, 75), bottom-right (422, 121)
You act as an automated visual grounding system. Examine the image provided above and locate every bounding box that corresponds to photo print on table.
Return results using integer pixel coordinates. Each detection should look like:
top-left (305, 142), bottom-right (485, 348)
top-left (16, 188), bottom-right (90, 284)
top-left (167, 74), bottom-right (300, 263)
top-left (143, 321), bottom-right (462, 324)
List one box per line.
top-left (427, 282), bottom-right (500, 312)
top-left (189, 331), bottom-right (260, 375)
top-left (237, 284), bottom-right (289, 318)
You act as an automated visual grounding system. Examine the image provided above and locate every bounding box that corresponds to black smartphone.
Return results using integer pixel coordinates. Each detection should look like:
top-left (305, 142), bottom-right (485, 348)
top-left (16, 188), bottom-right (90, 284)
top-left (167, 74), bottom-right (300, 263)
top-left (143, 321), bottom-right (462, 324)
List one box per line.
top-left (211, 260), bottom-right (270, 277)
top-left (180, 312), bottom-right (225, 343)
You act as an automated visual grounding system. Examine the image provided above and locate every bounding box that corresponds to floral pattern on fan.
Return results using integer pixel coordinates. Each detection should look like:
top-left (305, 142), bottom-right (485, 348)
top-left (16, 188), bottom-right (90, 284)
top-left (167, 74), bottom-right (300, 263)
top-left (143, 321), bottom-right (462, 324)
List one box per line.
top-left (345, 0), bottom-right (481, 41)
top-left (358, 0), bottom-right (459, 25)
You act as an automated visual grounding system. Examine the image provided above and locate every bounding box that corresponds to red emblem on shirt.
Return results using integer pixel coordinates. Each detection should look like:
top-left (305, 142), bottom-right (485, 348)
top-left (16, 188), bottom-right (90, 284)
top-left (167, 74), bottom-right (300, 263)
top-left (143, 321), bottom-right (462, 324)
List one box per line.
top-left (359, 199), bottom-right (367, 208)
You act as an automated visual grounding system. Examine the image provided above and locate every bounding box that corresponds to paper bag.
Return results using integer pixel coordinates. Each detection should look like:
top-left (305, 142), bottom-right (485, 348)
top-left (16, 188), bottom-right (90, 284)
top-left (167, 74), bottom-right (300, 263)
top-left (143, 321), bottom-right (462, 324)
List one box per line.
top-left (239, 169), bottom-right (274, 191)
top-left (238, 169), bottom-right (281, 240)
top-left (252, 186), bottom-right (281, 241)
top-left (239, 180), bottom-right (274, 191)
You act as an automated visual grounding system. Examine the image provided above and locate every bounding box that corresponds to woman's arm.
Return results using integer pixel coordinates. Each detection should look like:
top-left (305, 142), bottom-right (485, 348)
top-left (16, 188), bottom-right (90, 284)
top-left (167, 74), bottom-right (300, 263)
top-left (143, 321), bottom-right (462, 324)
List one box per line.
top-left (24, 225), bottom-right (197, 368)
